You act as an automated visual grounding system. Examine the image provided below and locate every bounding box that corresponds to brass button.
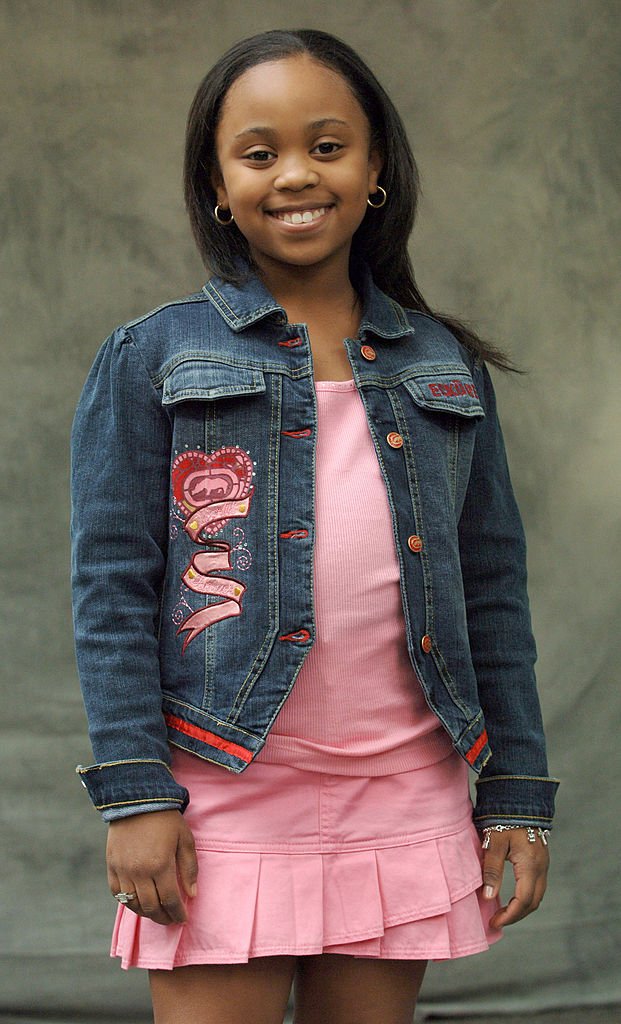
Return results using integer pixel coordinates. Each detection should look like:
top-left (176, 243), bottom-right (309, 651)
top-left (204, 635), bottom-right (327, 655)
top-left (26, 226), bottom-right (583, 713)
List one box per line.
top-left (421, 634), bottom-right (433, 654)
top-left (407, 535), bottom-right (423, 553)
top-left (387, 432), bottom-right (403, 449)
top-left (361, 344), bottom-right (377, 361)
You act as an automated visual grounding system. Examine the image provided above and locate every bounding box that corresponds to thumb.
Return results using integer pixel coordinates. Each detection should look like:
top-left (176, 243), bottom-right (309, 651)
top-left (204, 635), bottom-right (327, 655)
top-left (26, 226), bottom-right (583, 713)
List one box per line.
top-left (176, 822), bottom-right (199, 899)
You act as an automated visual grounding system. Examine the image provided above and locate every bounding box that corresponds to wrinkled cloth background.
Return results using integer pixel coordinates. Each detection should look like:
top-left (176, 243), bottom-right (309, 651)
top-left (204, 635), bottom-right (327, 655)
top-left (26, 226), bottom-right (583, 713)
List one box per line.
top-left (1, 0), bottom-right (619, 1018)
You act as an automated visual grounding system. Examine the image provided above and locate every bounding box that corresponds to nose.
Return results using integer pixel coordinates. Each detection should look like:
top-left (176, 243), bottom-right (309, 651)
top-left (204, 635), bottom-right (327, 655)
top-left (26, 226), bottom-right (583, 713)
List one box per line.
top-left (273, 154), bottom-right (319, 191)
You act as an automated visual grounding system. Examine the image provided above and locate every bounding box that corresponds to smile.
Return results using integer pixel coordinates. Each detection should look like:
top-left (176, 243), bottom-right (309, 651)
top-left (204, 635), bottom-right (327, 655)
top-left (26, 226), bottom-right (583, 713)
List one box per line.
top-left (267, 207), bottom-right (330, 225)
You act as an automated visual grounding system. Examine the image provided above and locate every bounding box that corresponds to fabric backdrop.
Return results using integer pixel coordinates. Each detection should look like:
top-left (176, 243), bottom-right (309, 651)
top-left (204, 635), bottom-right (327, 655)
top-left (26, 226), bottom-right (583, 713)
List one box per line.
top-left (1, 0), bottom-right (619, 1018)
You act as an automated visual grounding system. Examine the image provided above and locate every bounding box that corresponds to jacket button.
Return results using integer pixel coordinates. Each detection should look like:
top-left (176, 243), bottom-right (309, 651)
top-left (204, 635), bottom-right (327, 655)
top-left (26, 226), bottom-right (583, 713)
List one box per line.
top-left (361, 344), bottom-right (376, 361)
top-left (421, 634), bottom-right (433, 654)
top-left (387, 432), bottom-right (403, 448)
top-left (407, 535), bottom-right (423, 553)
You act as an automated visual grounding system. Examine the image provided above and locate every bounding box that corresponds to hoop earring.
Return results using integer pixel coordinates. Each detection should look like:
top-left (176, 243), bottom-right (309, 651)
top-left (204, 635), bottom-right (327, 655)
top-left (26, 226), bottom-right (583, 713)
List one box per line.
top-left (367, 186), bottom-right (387, 209)
top-left (214, 203), bottom-right (235, 225)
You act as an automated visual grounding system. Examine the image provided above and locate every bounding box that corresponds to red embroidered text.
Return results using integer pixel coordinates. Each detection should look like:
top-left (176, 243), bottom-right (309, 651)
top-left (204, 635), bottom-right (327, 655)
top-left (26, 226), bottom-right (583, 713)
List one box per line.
top-left (428, 380), bottom-right (479, 399)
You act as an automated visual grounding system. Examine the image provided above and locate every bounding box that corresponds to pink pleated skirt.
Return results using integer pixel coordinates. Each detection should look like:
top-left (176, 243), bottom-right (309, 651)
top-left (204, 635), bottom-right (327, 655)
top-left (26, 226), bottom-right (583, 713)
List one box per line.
top-left (111, 746), bottom-right (502, 968)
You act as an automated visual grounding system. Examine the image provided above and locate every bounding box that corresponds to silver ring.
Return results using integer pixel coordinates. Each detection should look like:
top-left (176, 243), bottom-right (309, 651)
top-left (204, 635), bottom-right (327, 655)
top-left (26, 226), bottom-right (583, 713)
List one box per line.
top-left (113, 891), bottom-right (137, 904)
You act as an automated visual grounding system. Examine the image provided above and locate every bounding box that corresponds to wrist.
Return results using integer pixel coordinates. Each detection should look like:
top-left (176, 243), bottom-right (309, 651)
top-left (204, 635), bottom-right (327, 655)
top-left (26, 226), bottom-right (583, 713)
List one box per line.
top-left (480, 824), bottom-right (550, 849)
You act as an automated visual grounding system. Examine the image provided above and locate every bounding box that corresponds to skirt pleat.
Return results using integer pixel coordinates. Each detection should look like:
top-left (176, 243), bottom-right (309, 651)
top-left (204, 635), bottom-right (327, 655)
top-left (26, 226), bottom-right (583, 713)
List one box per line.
top-left (111, 748), bottom-right (502, 967)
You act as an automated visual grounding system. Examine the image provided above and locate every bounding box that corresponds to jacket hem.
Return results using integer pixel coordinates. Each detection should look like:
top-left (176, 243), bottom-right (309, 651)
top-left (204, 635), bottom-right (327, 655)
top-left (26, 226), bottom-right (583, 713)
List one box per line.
top-left (162, 700), bottom-right (264, 773)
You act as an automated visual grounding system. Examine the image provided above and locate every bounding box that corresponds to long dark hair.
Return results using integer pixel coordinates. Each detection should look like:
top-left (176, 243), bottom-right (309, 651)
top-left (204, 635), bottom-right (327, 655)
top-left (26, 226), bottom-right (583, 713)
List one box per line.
top-left (184, 29), bottom-right (514, 370)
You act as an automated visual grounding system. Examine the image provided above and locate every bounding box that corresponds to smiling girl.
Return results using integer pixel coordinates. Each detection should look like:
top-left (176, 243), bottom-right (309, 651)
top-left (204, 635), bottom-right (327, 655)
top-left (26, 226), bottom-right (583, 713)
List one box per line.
top-left (71, 29), bottom-right (558, 1024)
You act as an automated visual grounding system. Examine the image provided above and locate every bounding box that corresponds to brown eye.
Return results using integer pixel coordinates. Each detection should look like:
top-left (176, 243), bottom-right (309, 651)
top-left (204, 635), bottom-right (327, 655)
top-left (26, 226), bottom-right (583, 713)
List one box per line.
top-left (247, 150), bottom-right (274, 162)
top-left (314, 142), bottom-right (342, 155)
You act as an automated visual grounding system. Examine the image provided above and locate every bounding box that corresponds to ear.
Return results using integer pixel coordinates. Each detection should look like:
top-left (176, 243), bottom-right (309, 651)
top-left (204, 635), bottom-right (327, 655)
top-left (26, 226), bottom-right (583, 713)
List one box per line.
top-left (211, 167), bottom-right (228, 207)
top-left (367, 148), bottom-right (383, 194)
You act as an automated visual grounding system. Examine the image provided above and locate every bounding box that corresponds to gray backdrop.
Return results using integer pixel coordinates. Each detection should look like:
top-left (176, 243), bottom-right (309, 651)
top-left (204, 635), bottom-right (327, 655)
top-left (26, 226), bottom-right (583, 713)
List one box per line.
top-left (2, 0), bottom-right (620, 1018)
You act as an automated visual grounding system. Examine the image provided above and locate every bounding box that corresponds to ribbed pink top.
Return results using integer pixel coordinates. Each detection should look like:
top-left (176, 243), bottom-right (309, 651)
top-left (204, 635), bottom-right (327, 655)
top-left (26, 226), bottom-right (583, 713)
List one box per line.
top-left (257, 379), bottom-right (453, 775)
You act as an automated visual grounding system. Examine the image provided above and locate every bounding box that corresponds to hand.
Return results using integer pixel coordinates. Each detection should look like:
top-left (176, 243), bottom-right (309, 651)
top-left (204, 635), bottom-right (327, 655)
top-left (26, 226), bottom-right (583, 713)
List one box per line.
top-left (481, 828), bottom-right (550, 928)
top-left (106, 809), bottom-right (198, 926)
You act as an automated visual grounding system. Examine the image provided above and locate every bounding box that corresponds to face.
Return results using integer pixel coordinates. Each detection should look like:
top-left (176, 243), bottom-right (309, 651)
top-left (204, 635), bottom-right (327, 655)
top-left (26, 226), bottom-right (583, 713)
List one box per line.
top-left (213, 55), bottom-right (382, 280)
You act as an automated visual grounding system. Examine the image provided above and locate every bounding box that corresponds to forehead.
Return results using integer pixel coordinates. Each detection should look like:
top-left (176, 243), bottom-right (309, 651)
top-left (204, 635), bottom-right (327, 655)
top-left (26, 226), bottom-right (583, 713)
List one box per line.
top-left (217, 55), bottom-right (369, 136)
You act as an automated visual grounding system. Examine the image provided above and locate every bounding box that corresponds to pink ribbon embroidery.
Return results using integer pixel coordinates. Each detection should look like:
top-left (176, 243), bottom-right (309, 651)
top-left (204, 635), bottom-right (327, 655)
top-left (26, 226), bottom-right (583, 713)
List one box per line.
top-left (171, 446), bottom-right (254, 653)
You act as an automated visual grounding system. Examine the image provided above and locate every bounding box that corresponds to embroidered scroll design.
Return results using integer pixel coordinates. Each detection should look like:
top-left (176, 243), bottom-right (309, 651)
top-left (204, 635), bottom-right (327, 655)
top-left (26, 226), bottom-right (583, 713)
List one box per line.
top-left (171, 446), bottom-right (254, 653)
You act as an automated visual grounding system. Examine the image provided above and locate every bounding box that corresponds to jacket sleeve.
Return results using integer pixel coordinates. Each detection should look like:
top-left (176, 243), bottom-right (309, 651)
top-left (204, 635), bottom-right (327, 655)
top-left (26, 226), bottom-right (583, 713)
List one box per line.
top-left (458, 362), bottom-right (559, 828)
top-left (71, 328), bottom-right (189, 821)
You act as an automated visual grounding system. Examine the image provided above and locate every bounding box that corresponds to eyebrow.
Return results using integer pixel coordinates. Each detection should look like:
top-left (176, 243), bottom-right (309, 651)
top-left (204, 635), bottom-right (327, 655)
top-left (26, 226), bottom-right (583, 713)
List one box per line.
top-left (233, 118), bottom-right (350, 141)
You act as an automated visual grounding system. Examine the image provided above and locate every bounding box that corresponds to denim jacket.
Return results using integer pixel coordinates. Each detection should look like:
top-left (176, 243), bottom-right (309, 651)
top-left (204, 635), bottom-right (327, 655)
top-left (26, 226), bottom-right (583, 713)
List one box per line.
top-left (71, 267), bottom-right (559, 826)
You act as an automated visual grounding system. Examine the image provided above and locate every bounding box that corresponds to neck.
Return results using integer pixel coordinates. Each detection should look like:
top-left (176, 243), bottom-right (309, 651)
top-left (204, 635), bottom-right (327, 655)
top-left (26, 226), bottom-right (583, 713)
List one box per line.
top-left (255, 255), bottom-right (359, 323)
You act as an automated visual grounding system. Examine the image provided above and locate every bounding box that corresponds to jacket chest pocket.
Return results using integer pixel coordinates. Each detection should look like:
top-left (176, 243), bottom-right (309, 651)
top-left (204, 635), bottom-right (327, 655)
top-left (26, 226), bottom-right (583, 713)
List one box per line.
top-left (162, 358), bottom-right (268, 449)
top-left (401, 367), bottom-right (485, 514)
top-left (162, 359), bottom-right (266, 404)
top-left (403, 368), bottom-right (484, 418)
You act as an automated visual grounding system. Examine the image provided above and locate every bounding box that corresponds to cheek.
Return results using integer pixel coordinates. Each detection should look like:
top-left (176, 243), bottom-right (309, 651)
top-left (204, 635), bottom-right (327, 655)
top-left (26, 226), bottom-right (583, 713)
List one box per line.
top-left (230, 174), bottom-right (266, 211)
top-left (345, 161), bottom-right (376, 200)
top-left (217, 157), bottom-right (249, 192)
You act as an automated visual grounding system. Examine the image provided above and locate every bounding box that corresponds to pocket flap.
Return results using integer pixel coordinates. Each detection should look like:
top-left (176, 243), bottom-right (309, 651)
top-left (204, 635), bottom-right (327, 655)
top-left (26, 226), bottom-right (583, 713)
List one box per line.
top-left (404, 368), bottom-right (484, 418)
top-left (162, 360), bottom-right (266, 404)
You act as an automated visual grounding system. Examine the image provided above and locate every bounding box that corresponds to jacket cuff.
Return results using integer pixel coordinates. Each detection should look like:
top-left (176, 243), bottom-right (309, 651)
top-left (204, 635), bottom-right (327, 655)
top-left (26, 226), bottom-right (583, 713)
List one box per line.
top-left (473, 774), bottom-right (560, 829)
top-left (75, 758), bottom-right (189, 818)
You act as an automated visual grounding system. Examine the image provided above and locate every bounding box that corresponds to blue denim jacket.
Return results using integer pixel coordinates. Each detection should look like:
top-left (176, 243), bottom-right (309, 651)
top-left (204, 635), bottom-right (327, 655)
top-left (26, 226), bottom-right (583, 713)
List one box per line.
top-left (71, 268), bottom-right (559, 826)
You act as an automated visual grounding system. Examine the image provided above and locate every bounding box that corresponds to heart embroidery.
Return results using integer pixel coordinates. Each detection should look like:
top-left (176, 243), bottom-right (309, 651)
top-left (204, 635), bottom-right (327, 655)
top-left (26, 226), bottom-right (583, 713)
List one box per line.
top-left (172, 446), bottom-right (254, 535)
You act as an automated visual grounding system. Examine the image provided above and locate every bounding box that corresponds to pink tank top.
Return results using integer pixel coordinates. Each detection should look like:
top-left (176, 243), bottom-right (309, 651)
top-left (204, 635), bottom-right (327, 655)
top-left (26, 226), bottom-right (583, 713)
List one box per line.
top-left (257, 379), bottom-right (453, 775)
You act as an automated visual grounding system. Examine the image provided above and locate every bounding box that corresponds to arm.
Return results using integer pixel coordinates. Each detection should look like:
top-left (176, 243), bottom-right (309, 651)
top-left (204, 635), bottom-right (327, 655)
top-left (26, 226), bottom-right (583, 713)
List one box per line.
top-left (71, 327), bottom-right (188, 820)
top-left (72, 328), bottom-right (197, 923)
top-left (458, 362), bottom-right (559, 923)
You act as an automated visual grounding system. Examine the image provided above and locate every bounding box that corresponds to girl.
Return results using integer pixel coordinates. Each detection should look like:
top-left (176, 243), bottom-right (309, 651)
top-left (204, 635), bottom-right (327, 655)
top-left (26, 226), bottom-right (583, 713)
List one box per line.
top-left (71, 28), bottom-right (559, 1024)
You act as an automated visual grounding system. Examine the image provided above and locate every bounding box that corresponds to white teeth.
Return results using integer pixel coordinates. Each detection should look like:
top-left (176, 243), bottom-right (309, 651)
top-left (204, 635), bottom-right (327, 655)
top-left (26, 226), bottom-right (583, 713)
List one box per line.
top-left (273, 207), bottom-right (327, 224)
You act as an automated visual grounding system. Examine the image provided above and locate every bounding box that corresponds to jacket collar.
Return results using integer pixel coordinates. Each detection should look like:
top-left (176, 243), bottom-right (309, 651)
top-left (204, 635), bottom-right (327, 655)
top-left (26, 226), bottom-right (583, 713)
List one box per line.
top-left (203, 264), bottom-right (414, 340)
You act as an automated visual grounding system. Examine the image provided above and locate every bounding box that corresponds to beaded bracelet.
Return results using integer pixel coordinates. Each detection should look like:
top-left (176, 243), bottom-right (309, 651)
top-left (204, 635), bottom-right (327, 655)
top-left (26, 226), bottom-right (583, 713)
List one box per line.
top-left (481, 824), bottom-right (550, 850)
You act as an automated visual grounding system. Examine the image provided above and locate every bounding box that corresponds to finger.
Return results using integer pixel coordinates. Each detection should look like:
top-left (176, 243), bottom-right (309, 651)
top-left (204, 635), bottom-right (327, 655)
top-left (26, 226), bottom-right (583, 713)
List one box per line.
top-left (531, 872), bottom-right (548, 912)
top-left (133, 878), bottom-right (178, 926)
top-left (112, 870), bottom-right (176, 926)
top-left (177, 826), bottom-right (199, 899)
top-left (490, 879), bottom-right (542, 928)
top-left (490, 855), bottom-right (548, 928)
top-left (108, 876), bottom-right (148, 925)
top-left (508, 858), bottom-right (548, 921)
top-left (154, 867), bottom-right (188, 924)
top-left (490, 894), bottom-right (527, 929)
top-left (108, 870), bottom-right (141, 917)
top-left (481, 837), bottom-right (509, 900)
top-left (107, 865), bottom-right (121, 897)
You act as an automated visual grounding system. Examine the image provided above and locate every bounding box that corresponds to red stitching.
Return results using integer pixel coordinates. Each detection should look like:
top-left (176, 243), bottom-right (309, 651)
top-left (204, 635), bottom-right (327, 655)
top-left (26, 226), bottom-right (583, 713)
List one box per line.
top-left (281, 428), bottom-right (312, 438)
top-left (279, 529), bottom-right (309, 539)
top-left (164, 713), bottom-right (253, 763)
top-left (465, 729), bottom-right (489, 765)
top-left (278, 629), bottom-right (311, 643)
top-left (278, 337), bottom-right (302, 347)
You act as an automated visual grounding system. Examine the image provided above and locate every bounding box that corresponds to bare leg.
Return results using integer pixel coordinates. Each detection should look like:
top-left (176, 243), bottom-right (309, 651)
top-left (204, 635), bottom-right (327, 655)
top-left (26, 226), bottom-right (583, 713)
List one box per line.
top-left (293, 953), bottom-right (427, 1024)
top-left (149, 955), bottom-right (297, 1024)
